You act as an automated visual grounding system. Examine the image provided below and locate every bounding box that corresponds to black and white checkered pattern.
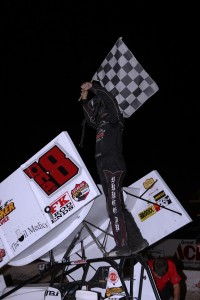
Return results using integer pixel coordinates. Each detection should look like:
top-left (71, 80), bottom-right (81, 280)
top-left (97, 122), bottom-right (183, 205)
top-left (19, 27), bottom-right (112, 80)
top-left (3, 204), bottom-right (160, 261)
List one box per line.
top-left (92, 37), bottom-right (159, 118)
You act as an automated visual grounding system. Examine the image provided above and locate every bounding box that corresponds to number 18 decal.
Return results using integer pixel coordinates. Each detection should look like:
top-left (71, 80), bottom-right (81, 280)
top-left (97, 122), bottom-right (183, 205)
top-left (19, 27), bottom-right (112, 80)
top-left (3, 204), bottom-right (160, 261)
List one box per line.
top-left (23, 145), bottom-right (79, 196)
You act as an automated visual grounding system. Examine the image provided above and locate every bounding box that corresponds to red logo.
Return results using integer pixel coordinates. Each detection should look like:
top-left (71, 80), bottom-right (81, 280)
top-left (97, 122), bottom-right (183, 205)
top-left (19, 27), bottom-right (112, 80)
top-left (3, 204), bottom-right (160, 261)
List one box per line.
top-left (71, 181), bottom-right (90, 201)
top-left (108, 270), bottom-right (119, 283)
top-left (23, 145), bottom-right (79, 196)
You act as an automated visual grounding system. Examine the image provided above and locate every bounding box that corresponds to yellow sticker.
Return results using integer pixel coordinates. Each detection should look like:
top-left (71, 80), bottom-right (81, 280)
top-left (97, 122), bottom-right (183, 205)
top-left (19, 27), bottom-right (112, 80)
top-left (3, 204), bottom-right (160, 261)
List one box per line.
top-left (138, 205), bottom-right (156, 221)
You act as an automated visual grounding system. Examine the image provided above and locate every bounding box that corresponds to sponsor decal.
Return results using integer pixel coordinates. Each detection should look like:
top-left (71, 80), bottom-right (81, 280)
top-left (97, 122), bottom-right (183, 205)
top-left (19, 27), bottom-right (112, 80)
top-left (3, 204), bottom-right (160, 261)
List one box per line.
top-left (153, 191), bottom-right (172, 211)
top-left (139, 181), bottom-right (172, 218)
top-left (11, 221), bottom-right (48, 252)
top-left (23, 145), bottom-right (79, 196)
top-left (0, 248), bottom-right (6, 262)
top-left (138, 205), bottom-right (156, 221)
top-left (16, 229), bottom-right (25, 242)
top-left (96, 128), bottom-right (105, 142)
top-left (45, 192), bottom-right (75, 224)
top-left (44, 288), bottom-right (60, 297)
top-left (138, 195), bottom-right (171, 221)
top-left (143, 177), bottom-right (155, 190)
top-left (174, 240), bottom-right (200, 265)
top-left (71, 181), bottom-right (89, 201)
top-left (143, 177), bottom-right (159, 195)
top-left (0, 199), bottom-right (15, 226)
top-left (106, 287), bottom-right (124, 297)
top-left (108, 269), bottom-right (119, 284)
top-left (70, 259), bottom-right (87, 265)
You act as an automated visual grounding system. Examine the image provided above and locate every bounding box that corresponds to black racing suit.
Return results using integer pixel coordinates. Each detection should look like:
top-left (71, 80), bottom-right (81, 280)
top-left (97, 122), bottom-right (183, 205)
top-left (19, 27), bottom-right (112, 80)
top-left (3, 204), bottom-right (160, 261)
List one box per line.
top-left (82, 81), bottom-right (145, 249)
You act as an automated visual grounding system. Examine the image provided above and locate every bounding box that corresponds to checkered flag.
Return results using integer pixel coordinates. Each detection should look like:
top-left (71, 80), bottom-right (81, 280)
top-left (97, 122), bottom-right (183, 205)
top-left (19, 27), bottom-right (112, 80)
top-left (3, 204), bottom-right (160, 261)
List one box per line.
top-left (92, 37), bottom-right (159, 118)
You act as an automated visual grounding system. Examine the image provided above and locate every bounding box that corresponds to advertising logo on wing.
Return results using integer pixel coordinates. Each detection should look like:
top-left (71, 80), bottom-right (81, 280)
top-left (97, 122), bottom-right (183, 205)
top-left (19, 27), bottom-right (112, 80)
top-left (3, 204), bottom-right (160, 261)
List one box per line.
top-left (23, 145), bottom-right (79, 196)
top-left (0, 199), bottom-right (15, 226)
top-left (71, 181), bottom-right (90, 201)
top-left (44, 192), bottom-right (75, 224)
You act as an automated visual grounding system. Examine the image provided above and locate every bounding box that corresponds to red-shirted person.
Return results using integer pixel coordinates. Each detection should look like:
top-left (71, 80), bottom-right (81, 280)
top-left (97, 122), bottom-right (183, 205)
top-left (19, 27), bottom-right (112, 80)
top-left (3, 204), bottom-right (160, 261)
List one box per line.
top-left (195, 237), bottom-right (200, 288)
top-left (148, 257), bottom-right (181, 300)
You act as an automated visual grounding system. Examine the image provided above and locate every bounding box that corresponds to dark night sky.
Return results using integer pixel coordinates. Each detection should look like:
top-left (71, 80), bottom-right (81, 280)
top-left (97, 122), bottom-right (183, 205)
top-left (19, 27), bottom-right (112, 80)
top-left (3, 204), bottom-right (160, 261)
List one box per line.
top-left (0, 1), bottom-right (199, 222)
